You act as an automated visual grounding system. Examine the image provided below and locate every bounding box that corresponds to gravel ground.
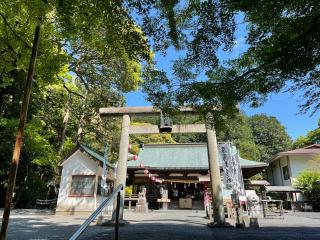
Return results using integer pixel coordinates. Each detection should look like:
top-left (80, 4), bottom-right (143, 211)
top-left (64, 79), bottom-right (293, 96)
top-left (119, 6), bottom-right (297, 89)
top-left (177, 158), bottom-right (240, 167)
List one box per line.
top-left (1, 209), bottom-right (320, 240)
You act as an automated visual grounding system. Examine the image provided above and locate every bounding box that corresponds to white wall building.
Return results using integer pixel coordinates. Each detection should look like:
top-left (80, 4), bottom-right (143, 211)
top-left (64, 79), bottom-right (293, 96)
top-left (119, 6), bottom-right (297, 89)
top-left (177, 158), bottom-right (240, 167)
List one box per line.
top-left (56, 144), bottom-right (114, 214)
top-left (266, 144), bottom-right (320, 202)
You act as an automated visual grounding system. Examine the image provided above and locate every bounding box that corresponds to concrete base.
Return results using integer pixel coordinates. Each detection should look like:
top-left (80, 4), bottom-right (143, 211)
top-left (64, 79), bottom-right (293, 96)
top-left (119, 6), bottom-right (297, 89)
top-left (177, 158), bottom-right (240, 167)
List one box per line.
top-left (100, 219), bottom-right (129, 226)
top-left (235, 216), bottom-right (246, 228)
top-left (96, 215), bottom-right (104, 225)
top-left (135, 203), bottom-right (148, 213)
top-left (235, 222), bottom-right (246, 228)
top-left (207, 222), bottom-right (234, 228)
top-left (249, 217), bottom-right (259, 228)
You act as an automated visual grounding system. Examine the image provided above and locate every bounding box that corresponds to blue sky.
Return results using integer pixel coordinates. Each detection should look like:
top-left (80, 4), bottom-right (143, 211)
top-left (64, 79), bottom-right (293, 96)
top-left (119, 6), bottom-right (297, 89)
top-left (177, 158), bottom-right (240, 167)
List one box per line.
top-left (125, 13), bottom-right (319, 141)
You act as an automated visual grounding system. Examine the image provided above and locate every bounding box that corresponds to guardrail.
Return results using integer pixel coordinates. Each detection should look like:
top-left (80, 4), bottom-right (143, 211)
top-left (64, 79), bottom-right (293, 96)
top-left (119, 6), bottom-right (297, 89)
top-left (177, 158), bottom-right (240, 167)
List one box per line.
top-left (69, 184), bottom-right (123, 240)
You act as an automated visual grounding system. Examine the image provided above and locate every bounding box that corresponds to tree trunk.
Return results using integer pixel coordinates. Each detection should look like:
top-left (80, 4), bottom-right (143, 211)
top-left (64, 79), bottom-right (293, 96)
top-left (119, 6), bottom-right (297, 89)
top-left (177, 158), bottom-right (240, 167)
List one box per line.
top-left (76, 91), bottom-right (88, 143)
top-left (0, 24), bottom-right (41, 240)
top-left (58, 94), bottom-right (71, 155)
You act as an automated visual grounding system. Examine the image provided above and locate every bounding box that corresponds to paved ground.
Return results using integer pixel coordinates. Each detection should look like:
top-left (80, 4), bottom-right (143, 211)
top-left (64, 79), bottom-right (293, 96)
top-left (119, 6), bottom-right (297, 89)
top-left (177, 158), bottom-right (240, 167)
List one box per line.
top-left (1, 209), bottom-right (320, 240)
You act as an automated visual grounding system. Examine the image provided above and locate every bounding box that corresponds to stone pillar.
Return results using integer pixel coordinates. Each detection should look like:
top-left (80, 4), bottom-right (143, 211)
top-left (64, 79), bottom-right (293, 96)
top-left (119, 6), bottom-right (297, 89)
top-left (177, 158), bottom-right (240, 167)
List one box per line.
top-left (113, 114), bottom-right (130, 220)
top-left (206, 119), bottom-right (225, 225)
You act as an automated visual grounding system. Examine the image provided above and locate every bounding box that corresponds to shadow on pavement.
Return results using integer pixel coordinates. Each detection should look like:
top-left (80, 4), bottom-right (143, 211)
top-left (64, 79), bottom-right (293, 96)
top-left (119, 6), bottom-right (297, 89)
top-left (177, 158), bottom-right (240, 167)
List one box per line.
top-left (1, 212), bottom-right (320, 240)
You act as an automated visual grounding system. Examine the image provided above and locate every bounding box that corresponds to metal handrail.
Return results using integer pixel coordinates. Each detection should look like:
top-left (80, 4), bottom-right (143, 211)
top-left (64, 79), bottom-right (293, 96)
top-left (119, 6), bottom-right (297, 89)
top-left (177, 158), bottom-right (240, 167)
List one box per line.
top-left (69, 184), bottom-right (123, 240)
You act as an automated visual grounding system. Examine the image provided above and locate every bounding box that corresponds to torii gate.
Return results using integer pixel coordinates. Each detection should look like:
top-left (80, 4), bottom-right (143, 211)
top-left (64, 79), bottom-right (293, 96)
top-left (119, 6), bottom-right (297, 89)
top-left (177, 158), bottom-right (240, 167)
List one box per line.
top-left (99, 106), bottom-right (225, 226)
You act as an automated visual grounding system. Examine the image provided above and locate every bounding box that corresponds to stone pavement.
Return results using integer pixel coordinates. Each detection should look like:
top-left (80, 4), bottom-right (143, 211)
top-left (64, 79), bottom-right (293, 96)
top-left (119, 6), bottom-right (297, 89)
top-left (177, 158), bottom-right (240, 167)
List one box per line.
top-left (1, 209), bottom-right (320, 240)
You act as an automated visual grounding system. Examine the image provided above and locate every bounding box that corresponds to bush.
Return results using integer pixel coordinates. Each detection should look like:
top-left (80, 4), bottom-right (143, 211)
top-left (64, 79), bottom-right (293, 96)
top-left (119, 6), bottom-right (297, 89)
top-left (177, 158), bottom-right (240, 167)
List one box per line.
top-left (295, 170), bottom-right (320, 203)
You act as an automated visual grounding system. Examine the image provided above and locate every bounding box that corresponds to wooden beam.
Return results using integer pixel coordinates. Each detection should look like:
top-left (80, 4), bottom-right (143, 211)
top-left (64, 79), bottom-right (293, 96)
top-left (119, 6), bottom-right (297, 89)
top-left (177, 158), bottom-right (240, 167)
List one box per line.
top-left (172, 124), bottom-right (206, 133)
top-left (129, 124), bottom-right (206, 134)
top-left (99, 106), bottom-right (195, 116)
top-left (130, 125), bottom-right (159, 134)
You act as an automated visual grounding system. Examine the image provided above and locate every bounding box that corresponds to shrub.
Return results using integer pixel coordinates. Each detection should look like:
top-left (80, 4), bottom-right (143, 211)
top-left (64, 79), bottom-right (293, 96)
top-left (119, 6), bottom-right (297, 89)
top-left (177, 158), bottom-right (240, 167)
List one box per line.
top-left (295, 170), bottom-right (320, 203)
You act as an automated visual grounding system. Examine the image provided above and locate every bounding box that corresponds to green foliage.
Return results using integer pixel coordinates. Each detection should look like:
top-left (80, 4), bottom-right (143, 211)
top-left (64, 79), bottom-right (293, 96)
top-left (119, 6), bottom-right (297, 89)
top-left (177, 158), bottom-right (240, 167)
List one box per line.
top-left (14, 174), bottom-right (48, 208)
top-left (295, 170), bottom-right (320, 202)
top-left (139, 1), bottom-right (320, 117)
top-left (293, 123), bottom-right (320, 149)
top-left (217, 113), bottom-right (260, 160)
top-left (228, 1), bottom-right (320, 114)
top-left (0, 0), bottom-right (154, 208)
top-left (125, 185), bottom-right (133, 195)
top-left (248, 114), bottom-right (292, 162)
top-left (130, 124), bottom-right (177, 155)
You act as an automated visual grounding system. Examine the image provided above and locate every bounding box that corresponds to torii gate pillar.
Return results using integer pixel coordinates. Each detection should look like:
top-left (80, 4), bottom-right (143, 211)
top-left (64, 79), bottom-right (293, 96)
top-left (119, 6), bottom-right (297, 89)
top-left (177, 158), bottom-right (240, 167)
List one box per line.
top-left (113, 114), bottom-right (130, 220)
top-left (206, 125), bottom-right (225, 225)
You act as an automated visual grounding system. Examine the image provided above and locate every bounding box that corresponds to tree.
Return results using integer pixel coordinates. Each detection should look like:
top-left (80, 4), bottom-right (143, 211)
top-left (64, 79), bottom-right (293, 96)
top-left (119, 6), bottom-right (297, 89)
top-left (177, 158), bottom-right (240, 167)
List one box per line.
top-left (226, 0), bottom-right (320, 115)
top-left (217, 113), bottom-right (260, 160)
top-left (0, 0), bottom-right (153, 214)
top-left (129, 122), bottom-right (176, 154)
top-left (293, 119), bottom-right (320, 148)
top-left (248, 114), bottom-right (292, 162)
top-left (139, 1), bottom-right (320, 118)
top-left (295, 170), bottom-right (320, 210)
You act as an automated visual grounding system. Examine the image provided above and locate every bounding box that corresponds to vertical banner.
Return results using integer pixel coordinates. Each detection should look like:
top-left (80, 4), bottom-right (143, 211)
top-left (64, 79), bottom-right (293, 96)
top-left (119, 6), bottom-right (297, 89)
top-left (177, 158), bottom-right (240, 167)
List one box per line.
top-left (220, 142), bottom-right (245, 195)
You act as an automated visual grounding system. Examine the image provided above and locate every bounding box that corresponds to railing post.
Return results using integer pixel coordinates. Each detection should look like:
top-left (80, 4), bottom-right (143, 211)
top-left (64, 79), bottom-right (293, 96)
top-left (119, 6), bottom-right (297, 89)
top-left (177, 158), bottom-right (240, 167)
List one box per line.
top-left (115, 191), bottom-right (121, 240)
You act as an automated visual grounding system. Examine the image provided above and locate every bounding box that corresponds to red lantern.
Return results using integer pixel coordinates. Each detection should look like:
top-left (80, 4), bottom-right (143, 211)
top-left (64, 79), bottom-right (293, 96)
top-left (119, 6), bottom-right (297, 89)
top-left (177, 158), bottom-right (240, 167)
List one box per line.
top-left (144, 169), bottom-right (149, 174)
top-left (151, 176), bottom-right (155, 181)
top-left (133, 155), bottom-right (138, 161)
top-left (139, 163), bottom-right (144, 168)
top-left (148, 173), bottom-right (152, 178)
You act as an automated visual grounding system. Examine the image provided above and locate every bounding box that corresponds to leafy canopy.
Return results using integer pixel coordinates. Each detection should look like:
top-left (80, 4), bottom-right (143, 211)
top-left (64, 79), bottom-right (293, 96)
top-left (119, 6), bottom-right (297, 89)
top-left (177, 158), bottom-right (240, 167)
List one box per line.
top-left (139, 0), bottom-right (320, 118)
top-left (248, 114), bottom-right (292, 162)
top-left (293, 119), bottom-right (320, 149)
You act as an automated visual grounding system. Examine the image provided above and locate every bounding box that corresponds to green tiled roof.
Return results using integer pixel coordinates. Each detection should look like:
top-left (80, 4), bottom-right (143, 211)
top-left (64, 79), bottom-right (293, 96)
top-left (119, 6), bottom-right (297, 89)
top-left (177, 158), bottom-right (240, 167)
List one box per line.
top-left (127, 143), bottom-right (267, 170)
top-left (79, 144), bottom-right (114, 169)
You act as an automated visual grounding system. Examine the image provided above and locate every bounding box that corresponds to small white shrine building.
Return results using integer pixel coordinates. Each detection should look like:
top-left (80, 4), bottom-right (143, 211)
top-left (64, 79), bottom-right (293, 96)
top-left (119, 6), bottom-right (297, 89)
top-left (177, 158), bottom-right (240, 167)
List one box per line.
top-left (56, 144), bottom-right (114, 214)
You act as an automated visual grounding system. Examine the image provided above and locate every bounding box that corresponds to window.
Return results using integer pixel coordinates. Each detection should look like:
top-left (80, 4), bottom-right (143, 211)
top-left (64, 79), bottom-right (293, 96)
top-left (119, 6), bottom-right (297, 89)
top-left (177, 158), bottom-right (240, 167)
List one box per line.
top-left (70, 175), bottom-right (96, 196)
top-left (282, 166), bottom-right (290, 180)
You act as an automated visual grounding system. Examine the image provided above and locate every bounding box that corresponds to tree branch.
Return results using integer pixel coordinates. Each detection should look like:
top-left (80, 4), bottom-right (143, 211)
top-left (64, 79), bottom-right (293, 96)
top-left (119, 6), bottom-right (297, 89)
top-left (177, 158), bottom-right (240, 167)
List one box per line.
top-left (62, 82), bottom-right (85, 98)
top-left (0, 12), bottom-right (32, 49)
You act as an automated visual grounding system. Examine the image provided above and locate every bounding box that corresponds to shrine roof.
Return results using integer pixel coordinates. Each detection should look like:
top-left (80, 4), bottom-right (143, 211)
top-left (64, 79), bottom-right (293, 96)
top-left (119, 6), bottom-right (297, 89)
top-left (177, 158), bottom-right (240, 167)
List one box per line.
top-left (127, 143), bottom-right (267, 170)
top-left (60, 144), bottom-right (115, 169)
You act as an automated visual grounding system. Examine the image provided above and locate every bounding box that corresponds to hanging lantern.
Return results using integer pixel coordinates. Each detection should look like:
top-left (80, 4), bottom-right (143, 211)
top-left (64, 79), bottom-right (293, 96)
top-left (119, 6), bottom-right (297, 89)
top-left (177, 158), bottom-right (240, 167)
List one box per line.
top-left (133, 155), bottom-right (138, 161)
top-left (148, 173), bottom-right (152, 178)
top-left (139, 163), bottom-right (144, 168)
top-left (151, 176), bottom-right (155, 181)
top-left (144, 169), bottom-right (149, 175)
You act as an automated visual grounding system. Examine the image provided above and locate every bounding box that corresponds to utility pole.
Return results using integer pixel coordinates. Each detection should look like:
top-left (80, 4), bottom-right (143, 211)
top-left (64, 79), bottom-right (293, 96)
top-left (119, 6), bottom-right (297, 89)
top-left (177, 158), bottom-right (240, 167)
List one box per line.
top-left (0, 24), bottom-right (41, 240)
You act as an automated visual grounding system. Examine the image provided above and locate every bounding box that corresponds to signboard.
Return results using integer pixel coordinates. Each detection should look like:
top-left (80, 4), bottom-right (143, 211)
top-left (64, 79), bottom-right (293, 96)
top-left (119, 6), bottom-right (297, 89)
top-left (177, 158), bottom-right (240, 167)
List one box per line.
top-left (220, 143), bottom-right (245, 195)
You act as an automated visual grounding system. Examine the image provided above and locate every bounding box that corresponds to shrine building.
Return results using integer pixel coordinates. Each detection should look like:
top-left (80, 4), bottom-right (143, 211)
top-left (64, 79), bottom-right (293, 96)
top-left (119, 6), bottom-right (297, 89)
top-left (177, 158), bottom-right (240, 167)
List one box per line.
top-left (126, 143), bottom-right (268, 210)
